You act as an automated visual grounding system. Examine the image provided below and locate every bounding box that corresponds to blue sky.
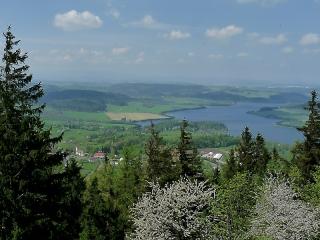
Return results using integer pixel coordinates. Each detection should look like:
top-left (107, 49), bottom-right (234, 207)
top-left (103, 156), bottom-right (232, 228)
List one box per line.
top-left (1, 0), bottom-right (320, 86)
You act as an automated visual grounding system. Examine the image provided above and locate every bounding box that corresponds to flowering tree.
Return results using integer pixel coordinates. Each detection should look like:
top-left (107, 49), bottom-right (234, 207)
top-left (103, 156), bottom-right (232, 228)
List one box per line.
top-left (250, 176), bottom-right (320, 240)
top-left (128, 177), bottom-right (215, 240)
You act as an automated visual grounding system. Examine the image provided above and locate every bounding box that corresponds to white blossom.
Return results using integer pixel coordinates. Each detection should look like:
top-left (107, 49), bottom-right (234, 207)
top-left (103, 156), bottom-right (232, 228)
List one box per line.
top-left (250, 176), bottom-right (320, 240)
top-left (128, 177), bottom-right (216, 240)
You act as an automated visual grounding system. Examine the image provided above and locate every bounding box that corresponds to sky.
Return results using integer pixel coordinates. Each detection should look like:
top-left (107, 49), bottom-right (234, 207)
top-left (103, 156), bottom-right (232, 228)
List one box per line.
top-left (0, 0), bottom-right (320, 86)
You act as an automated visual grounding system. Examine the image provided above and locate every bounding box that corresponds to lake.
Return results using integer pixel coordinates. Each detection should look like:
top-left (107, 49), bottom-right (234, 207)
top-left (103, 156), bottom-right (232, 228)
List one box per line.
top-left (139, 102), bottom-right (303, 144)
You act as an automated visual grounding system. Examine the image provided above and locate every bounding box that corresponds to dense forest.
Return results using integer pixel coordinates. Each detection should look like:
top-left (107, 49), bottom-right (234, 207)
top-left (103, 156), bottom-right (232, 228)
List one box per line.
top-left (1, 28), bottom-right (320, 240)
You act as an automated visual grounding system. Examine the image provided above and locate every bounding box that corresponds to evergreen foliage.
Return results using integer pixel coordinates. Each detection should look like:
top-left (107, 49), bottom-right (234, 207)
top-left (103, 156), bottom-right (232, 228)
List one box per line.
top-left (145, 122), bottom-right (178, 186)
top-left (80, 177), bottom-right (121, 240)
top-left (211, 172), bottom-right (256, 239)
top-left (226, 127), bottom-right (270, 177)
top-left (293, 90), bottom-right (320, 180)
top-left (178, 119), bottom-right (202, 178)
top-left (59, 158), bottom-right (85, 239)
top-left (236, 126), bottom-right (255, 172)
top-left (253, 134), bottom-right (270, 175)
top-left (222, 148), bottom-right (237, 180)
top-left (0, 27), bottom-right (78, 239)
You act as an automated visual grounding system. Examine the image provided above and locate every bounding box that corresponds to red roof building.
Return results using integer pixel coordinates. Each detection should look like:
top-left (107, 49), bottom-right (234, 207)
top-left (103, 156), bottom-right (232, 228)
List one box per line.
top-left (90, 151), bottom-right (106, 161)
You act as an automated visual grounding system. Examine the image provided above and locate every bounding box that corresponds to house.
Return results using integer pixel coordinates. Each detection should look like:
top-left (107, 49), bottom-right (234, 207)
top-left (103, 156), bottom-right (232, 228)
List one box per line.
top-left (201, 151), bottom-right (223, 161)
top-left (90, 151), bottom-right (106, 162)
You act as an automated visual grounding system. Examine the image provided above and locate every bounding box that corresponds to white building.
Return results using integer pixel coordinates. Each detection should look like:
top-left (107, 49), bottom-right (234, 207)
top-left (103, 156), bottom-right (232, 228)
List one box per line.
top-left (75, 146), bottom-right (84, 157)
top-left (201, 151), bottom-right (223, 160)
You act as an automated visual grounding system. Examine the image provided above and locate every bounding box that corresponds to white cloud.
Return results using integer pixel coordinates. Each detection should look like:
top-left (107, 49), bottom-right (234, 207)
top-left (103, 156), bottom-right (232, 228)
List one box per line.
top-left (236, 0), bottom-right (286, 6)
top-left (165, 30), bottom-right (191, 40)
top-left (112, 47), bottom-right (129, 55)
top-left (208, 54), bottom-right (224, 59)
top-left (282, 46), bottom-right (294, 54)
top-left (259, 34), bottom-right (287, 45)
top-left (141, 15), bottom-right (155, 26)
top-left (206, 25), bottom-right (243, 40)
top-left (237, 52), bottom-right (249, 57)
top-left (54, 10), bottom-right (103, 31)
top-left (129, 15), bottom-right (169, 30)
top-left (300, 33), bottom-right (320, 45)
top-left (188, 52), bottom-right (195, 57)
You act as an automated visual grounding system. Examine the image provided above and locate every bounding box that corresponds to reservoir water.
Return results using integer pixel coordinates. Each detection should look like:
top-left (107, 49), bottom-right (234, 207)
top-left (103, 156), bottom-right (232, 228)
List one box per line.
top-left (139, 102), bottom-right (304, 144)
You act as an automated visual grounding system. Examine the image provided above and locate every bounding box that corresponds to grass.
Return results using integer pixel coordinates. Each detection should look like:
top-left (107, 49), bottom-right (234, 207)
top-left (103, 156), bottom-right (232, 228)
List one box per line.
top-left (106, 98), bottom-right (210, 115)
top-left (80, 160), bottom-right (102, 177)
top-left (106, 112), bottom-right (169, 121)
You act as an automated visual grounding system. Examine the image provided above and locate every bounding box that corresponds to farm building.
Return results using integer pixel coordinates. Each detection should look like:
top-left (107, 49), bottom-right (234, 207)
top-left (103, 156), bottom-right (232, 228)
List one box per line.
top-left (202, 152), bottom-right (223, 160)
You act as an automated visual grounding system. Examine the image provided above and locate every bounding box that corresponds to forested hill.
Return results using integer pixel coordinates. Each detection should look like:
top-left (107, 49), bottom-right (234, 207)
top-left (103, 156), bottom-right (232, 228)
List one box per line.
top-left (42, 89), bottom-right (131, 112)
top-left (108, 83), bottom-right (208, 98)
top-left (108, 83), bottom-right (309, 104)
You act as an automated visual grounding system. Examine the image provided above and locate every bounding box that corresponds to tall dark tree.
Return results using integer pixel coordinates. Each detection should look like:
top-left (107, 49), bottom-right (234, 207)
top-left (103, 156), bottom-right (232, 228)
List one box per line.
top-left (253, 133), bottom-right (270, 175)
top-left (293, 90), bottom-right (320, 180)
top-left (80, 177), bottom-right (121, 240)
top-left (178, 119), bottom-right (202, 178)
top-left (236, 127), bottom-right (255, 173)
top-left (222, 148), bottom-right (237, 180)
top-left (145, 122), bottom-right (178, 185)
top-left (0, 27), bottom-right (74, 239)
top-left (58, 158), bottom-right (85, 239)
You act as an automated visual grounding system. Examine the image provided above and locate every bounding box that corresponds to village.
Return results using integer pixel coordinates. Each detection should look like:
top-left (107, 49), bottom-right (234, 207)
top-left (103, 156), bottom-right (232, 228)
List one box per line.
top-left (73, 146), bottom-right (224, 168)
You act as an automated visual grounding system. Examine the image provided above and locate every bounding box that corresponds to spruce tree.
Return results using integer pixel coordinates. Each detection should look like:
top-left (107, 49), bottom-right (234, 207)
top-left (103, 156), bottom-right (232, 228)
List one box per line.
top-left (58, 158), bottom-right (85, 239)
top-left (236, 126), bottom-right (255, 172)
top-left (222, 148), bottom-right (237, 180)
top-left (0, 27), bottom-right (74, 239)
top-left (253, 133), bottom-right (270, 176)
top-left (145, 122), bottom-right (163, 180)
top-left (145, 122), bottom-right (178, 185)
top-left (293, 90), bottom-right (320, 180)
top-left (178, 119), bottom-right (202, 178)
top-left (80, 177), bottom-right (121, 240)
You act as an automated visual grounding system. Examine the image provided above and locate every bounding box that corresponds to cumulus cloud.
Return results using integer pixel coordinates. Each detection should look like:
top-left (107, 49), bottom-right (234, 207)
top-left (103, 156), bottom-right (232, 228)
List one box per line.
top-left (236, 0), bottom-right (286, 6)
top-left (54, 10), bottom-right (103, 31)
top-left (259, 34), bottom-right (287, 45)
top-left (206, 25), bottom-right (243, 40)
top-left (300, 33), bottom-right (320, 45)
top-left (164, 30), bottom-right (191, 40)
top-left (112, 47), bottom-right (129, 55)
top-left (129, 15), bottom-right (170, 30)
